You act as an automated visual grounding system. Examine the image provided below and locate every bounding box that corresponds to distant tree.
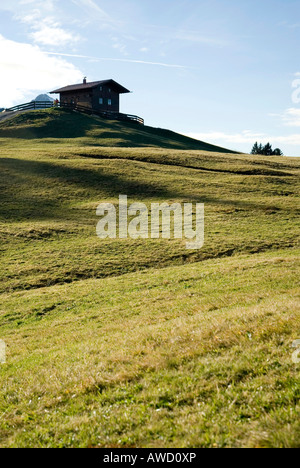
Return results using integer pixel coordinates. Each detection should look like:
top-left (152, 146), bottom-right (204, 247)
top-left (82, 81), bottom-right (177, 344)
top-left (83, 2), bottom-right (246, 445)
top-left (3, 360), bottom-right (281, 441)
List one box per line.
top-left (272, 148), bottom-right (284, 156)
top-left (251, 142), bottom-right (260, 155)
top-left (262, 142), bottom-right (273, 156)
top-left (251, 142), bottom-right (283, 156)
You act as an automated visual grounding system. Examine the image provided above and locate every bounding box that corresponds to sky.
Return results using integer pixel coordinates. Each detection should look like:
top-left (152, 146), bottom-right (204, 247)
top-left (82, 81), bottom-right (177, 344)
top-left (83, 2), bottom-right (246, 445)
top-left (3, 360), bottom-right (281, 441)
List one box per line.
top-left (0, 0), bottom-right (300, 155)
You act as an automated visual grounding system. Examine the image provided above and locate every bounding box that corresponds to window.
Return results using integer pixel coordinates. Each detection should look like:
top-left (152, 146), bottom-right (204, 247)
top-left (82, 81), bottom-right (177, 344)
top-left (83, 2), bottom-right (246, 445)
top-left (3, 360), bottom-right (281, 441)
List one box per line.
top-left (99, 86), bottom-right (103, 91)
top-left (108, 88), bottom-right (111, 93)
top-left (99, 98), bottom-right (103, 105)
top-left (108, 99), bottom-right (112, 106)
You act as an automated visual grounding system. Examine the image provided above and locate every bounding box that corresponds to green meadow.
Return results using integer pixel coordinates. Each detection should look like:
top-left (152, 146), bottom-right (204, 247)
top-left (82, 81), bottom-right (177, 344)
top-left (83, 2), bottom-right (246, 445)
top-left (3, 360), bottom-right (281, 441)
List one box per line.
top-left (0, 108), bottom-right (299, 447)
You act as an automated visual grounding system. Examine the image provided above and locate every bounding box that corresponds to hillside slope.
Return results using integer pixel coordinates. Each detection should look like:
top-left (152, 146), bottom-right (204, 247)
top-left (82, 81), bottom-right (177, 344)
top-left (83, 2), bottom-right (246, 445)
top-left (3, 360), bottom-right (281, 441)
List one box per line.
top-left (0, 112), bottom-right (299, 448)
top-left (0, 108), bottom-right (236, 152)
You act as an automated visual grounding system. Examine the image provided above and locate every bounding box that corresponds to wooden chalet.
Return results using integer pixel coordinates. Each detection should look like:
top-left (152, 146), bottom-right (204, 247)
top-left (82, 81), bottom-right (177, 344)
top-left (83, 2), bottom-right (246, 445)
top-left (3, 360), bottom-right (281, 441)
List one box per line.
top-left (50, 78), bottom-right (130, 113)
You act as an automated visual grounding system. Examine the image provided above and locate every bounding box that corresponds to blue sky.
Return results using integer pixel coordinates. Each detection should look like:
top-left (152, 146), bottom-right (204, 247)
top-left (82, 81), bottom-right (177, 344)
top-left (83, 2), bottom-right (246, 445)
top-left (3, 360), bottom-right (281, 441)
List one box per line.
top-left (0, 0), bottom-right (300, 155)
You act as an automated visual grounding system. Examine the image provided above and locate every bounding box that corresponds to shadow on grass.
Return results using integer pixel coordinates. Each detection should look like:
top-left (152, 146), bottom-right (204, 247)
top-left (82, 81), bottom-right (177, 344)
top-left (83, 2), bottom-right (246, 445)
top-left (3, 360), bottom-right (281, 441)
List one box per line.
top-left (0, 157), bottom-right (187, 221)
top-left (0, 157), bottom-right (289, 222)
top-left (77, 152), bottom-right (293, 177)
top-left (0, 109), bottom-right (99, 140)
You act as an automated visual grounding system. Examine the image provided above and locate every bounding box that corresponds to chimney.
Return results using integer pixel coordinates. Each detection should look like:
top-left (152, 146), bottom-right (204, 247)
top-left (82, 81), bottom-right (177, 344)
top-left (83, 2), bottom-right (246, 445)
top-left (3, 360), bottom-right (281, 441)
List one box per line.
top-left (83, 77), bottom-right (87, 84)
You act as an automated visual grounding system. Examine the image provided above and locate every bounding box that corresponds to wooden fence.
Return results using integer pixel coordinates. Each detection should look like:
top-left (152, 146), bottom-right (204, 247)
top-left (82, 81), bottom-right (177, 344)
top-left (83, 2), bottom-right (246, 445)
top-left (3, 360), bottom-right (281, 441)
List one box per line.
top-left (59, 102), bottom-right (144, 125)
top-left (6, 101), bottom-right (144, 125)
top-left (6, 101), bottom-right (56, 112)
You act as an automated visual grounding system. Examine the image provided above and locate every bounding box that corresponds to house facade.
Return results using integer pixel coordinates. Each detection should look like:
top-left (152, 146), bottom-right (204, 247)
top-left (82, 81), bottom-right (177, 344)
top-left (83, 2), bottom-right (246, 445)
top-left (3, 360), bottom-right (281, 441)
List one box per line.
top-left (50, 78), bottom-right (130, 113)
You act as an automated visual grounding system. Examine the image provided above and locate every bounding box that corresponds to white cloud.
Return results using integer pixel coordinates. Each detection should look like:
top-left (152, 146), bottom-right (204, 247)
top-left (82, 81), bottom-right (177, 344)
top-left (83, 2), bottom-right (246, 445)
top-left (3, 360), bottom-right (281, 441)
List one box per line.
top-left (185, 131), bottom-right (300, 147)
top-left (175, 30), bottom-right (230, 47)
top-left (0, 0), bottom-right (55, 14)
top-left (111, 37), bottom-right (128, 56)
top-left (1, 1), bottom-right (81, 47)
top-left (269, 107), bottom-right (300, 127)
top-left (70, 0), bottom-right (115, 27)
top-left (282, 108), bottom-right (300, 127)
top-left (19, 12), bottom-right (81, 47)
top-left (72, 0), bottom-right (110, 17)
top-left (31, 22), bottom-right (81, 46)
top-left (0, 34), bottom-right (83, 107)
top-left (19, 0), bottom-right (55, 10)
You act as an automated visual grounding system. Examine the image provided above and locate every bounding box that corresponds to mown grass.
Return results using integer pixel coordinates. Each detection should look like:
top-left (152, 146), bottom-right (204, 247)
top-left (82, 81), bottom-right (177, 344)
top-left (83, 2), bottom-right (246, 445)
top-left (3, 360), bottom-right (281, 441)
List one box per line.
top-left (0, 109), bottom-right (299, 447)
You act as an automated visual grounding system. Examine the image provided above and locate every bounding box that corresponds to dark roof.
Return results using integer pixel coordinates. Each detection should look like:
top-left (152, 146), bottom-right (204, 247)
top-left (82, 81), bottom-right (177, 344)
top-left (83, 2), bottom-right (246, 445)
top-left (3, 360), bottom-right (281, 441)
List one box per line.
top-left (50, 79), bottom-right (130, 94)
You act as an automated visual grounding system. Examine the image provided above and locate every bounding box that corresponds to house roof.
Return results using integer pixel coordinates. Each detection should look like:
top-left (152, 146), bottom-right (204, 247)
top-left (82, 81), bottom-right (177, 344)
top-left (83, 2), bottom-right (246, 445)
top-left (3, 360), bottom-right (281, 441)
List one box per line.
top-left (50, 79), bottom-right (130, 95)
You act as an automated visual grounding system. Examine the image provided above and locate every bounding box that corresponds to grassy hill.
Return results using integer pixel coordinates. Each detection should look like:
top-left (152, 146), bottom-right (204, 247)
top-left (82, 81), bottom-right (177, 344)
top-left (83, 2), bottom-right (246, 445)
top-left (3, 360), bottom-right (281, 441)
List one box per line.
top-left (0, 109), bottom-right (299, 448)
top-left (0, 107), bottom-right (236, 151)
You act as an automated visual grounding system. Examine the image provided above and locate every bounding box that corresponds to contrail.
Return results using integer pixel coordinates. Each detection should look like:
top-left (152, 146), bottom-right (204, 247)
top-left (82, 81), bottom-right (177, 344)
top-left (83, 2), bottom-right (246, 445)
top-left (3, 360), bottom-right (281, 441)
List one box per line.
top-left (44, 51), bottom-right (188, 69)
